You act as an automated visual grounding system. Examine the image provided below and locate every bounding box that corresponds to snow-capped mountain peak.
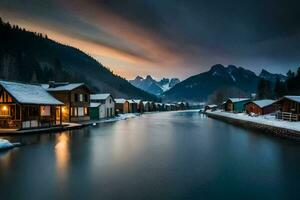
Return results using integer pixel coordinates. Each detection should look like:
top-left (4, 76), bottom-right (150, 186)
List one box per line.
top-left (129, 76), bottom-right (180, 96)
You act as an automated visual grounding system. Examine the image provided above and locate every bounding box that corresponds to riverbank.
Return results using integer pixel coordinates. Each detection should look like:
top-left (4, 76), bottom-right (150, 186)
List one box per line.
top-left (206, 110), bottom-right (300, 139)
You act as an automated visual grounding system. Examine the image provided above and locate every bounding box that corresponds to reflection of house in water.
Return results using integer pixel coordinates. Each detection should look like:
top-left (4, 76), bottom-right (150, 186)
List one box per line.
top-left (0, 81), bottom-right (63, 130)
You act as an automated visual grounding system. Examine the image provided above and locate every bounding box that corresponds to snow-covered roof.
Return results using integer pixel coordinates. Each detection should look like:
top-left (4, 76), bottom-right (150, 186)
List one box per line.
top-left (248, 99), bottom-right (275, 108)
top-left (206, 104), bottom-right (218, 108)
top-left (115, 98), bottom-right (128, 104)
top-left (0, 81), bottom-right (63, 105)
top-left (143, 101), bottom-right (149, 105)
top-left (90, 102), bottom-right (101, 108)
top-left (228, 98), bottom-right (250, 103)
top-left (284, 96), bottom-right (300, 103)
top-left (91, 93), bottom-right (111, 100)
top-left (127, 100), bottom-right (137, 104)
top-left (133, 99), bottom-right (142, 104)
top-left (42, 83), bottom-right (85, 91)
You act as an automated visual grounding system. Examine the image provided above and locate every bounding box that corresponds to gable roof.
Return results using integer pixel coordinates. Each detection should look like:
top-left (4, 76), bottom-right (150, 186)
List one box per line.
top-left (115, 98), bottom-right (128, 104)
top-left (127, 100), bottom-right (137, 104)
top-left (275, 95), bottom-right (300, 104)
top-left (91, 93), bottom-right (112, 100)
top-left (228, 98), bottom-right (250, 103)
top-left (90, 102), bottom-right (101, 108)
top-left (42, 83), bottom-right (85, 91)
top-left (247, 99), bottom-right (275, 108)
top-left (0, 81), bottom-right (63, 105)
top-left (133, 99), bottom-right (142, 104)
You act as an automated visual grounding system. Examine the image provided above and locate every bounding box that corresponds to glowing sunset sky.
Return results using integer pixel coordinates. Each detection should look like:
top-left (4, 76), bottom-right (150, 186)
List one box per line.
top-left (0, 0), bottom-right (300, 79)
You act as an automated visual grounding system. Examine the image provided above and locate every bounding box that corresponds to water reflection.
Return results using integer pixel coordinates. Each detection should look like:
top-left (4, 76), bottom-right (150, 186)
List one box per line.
top-left (55, 133), bottom-right (70, 184)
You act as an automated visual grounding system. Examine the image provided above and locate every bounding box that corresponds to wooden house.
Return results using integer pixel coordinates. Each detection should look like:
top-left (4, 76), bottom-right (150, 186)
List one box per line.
top-left (143, 101), bottom-right (150, 112)
top-left (273, 96), bottom-right (300, 121)
top-left (90, 93), bottom-right (115, 119)
top-left (134, 100), bottom-right (144, 113)
top-left (128, 100), bottom-right (138, 113)
top-left (224, 98), bottom-right (250, 113)
top-left (204, 104), bottom-right (218, 112)
top-left (0, 81), bottom-right (63, 130)
top-left (42, 82), bottom-right (90, 122)
top-left (165, 104), bottom-right (171, 111)
top-left (115, 99), bottom-right (130, 114)
top-left (244, 99), bottom-right (275, 115)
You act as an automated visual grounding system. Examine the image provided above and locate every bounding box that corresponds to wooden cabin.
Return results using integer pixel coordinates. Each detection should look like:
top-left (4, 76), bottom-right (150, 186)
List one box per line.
top-left (244, 99), bottom-right (275, 115)
top-left (134, 100), bottom-right (144, 113)
top-left (90, 93), bottom-right (115, 119)
top-left (224, 98), bottom-right (250, 113)
top-left (115, 99), bottom-right (130, 114)
top-left (42, 82), bottom-right (90, 122)
top-left (204, 104), bottom-right (218, 112)
top-left (0, 81), bottom-right (63, 130)
top-left (273, 96), bottom-right (300, 121)
top-left (143, 101), bottom-right (150, 112)
top-left (177, 102), bottom-right (188, 110)
top-left (128, 100), bottom-right (138, 113)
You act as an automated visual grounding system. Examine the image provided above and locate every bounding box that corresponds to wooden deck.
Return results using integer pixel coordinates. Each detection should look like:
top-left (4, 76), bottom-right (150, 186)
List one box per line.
top-left (276, 112), bottom-right (299, 121)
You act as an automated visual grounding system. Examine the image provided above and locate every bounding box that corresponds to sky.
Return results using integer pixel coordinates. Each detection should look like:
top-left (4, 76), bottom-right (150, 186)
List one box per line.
top-left (0, 0), bottom-right (300, 80)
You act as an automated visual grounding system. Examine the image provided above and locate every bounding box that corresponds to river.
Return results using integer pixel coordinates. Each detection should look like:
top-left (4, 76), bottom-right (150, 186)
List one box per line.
top-left (1, 110), bottom-right (300, 199)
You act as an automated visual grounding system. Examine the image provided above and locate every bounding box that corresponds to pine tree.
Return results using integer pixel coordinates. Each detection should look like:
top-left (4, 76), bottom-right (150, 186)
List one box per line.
top-left (256, 78), bottom-right (272, 99)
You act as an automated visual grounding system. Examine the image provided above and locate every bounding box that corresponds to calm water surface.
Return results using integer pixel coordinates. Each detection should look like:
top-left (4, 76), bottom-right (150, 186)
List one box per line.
top-left (1, 111), bottom-right (300, 200)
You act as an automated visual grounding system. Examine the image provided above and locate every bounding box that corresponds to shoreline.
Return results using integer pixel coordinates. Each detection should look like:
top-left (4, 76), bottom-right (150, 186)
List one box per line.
top-left (206, 111), bottom-right (300, 140)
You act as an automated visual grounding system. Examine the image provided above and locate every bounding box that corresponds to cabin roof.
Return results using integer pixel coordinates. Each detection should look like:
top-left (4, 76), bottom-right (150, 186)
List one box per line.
top-left (90, 102), bottom-right (101, 108)
top-left (247, 99), bottom-right (275, 108)
top-left (206, 104), bottom-right (218, 108)
top-left (133, 99), bottom-right (142, 104)
top-left (91, 93), bottom-right (111, 100)
top-left (115, 98), bottom-right (128, 104)
top-left (0, 81), bottom-right (63, 105)
top-left (228, 98), bottom-right (250, 103)
top-left (127, 100), bottom-right (137, 104)
top-left (284, 96), bottom-right (300, 103)
top-left (42, 83), bottom-right (85, 91)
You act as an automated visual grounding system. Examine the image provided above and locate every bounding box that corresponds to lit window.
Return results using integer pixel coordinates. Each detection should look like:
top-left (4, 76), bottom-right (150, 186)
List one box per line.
top-left (79, 94), bottom-right (83, 102)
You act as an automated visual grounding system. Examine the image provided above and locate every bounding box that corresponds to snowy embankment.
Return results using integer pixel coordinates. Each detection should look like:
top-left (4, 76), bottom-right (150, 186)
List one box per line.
top-left (0, 139), bottom-right (14, 150)
top-left (206, 110), bottom-right (300, 132)
top-left (101, 113), bottom-right (140, 123)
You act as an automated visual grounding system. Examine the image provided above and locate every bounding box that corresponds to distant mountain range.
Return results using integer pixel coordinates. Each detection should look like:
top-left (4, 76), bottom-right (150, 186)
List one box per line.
top-left (0, 18), bottom-right (157, 101)
top-left (129, 75), bottom-right (180, 95)
top-left (162, 64), bottom-right (287, 102)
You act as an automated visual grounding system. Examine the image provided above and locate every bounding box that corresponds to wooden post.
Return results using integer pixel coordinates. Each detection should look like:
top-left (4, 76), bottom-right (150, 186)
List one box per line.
top-left (60, 106), bottom-right (62, 126)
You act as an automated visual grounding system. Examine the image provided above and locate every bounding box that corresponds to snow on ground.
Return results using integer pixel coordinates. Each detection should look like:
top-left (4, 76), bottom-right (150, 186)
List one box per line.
top-left (100, 113), bottom-right (140, 123)
top-left (207, 110), bottom-right (300, 132)
top-left (0, 139), bottom-right (14, 150)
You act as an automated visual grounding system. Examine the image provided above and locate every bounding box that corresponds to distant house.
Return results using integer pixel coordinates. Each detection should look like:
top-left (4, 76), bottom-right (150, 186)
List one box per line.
top-left (149, 101), bottom-right (156, 111)
top-left (90, 93), bottom-right (115, 119)
top-left (177, 102), bottom-right (187, 110)
top-left (134, 100), bottom-right (144, 113)
top-left (128, 100), bottom-right (138, 113)
top-left (205, 104), bottom-right (218, 111)
top-left (156, 103), bottom-right (165, 111)
top-left (42, 82), bottom-right (90, 122)
top-left (244, 99), bottom-right (275, 115)
top-left (115, 99), bottom-right (130, 114)
top-left (273, 96), bottom-right (300, 121)
top-left (225, 98), bottom-right (250, 112)
top-left (0, 81), bottom-right (63, 129)
top-left (143, 101), bottom-right (150, 112)
top-left (165, 104), bottom-right (171, 111)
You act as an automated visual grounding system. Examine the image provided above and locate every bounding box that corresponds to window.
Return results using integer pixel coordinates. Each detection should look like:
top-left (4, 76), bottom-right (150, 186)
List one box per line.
top-left (84, 107), bottom-right (88, 115)
top-left (71, 107), bottom-right (78, 116)
top-left (84, 94), bottom-right (88, 102)
top-left (78, 107), bottom-right (84, 116)
top-left (79, 94), bottom-right (83, 102)
top-left (40, 106), bottom-right (51, 116)
top-left (109, 99), bottom-right (112, 103)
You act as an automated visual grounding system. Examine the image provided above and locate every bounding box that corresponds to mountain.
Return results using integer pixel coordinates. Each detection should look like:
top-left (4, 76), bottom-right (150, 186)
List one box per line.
top-left (0, 18), bottom-right (157, 101)
top-left (129, 75), bottom-right (180, 95)
top-left (162, 64), bottom-right (261, 102)
top-left (259, 69), bottom-right (287, 82)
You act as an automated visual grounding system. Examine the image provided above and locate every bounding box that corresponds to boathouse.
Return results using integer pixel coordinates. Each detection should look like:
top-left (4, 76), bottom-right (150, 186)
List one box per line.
top-left (128, 100), bottom-right (138, 113)
top-left (143, 101), bottom-right (150, 112)
top-left (134, 100), bottom-right (144, 113)
top-left (42, 82), bottom-right (90, 122)
top-left (115, 99), bottom-right (130, 114)
top-left (244, 99), bottom-right (275, 115)
top-left (0, 81), bottom-right (63, 129)
top-left (205, 104), bottom-right (218, 112)
top-left (225, 98), bottom-right (250, 112)
top-left (90, 93), bottom-right (115, 119)
top-left (274, 96), bottom-right (300, 121)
